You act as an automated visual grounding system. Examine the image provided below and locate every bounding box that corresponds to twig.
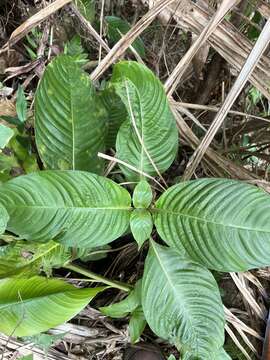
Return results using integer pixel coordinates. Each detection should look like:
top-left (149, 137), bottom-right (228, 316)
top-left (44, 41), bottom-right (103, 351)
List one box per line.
top-left (90, 0), bottom-right (178, 81)
top-left (70, 3), bottom-right (110, 53)
top-left (183, 17), bottom-right (270, 180)
top-left (165, 0), bottom-right (240, 96)
top-left (0, 0), bottom-right (72, 54)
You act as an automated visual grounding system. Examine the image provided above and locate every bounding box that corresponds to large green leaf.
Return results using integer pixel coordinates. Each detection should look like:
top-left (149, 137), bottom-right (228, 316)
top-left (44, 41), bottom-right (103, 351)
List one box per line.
top-left (105, 16), bottom-right (146, 58)
top-left (142, 242), bottom-right (225, 358)
top-left (154, 178), bottom-right (270, 272)
top-left (0, 171), bottom-right (131, 247)
top-left (0, 276), bottom-right (104, 336)
top-left (35, 55), bottom-right (106, 173)
top-left (113, 61), bottom-right (178, 181)
top-left (0, 240), bottom-right (71, 278)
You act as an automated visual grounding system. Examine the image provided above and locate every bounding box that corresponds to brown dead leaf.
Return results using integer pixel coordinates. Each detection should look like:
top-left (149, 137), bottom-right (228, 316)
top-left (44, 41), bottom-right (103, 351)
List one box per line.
top-left (0, 100), bottom-right (16, 118)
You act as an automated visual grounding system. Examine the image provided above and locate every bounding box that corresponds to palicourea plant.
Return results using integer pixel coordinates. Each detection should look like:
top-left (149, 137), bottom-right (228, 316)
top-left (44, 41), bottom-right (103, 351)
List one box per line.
top-left (0, 55), bottom-right (270, 359)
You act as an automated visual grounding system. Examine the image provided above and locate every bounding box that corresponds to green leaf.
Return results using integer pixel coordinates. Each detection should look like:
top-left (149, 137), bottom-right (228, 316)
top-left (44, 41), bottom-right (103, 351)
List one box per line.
top-left (0, 170), bottom-right (131, 248)
top-left (0, 206), bottom-right (9, 234)
top-left (105, 16), bottom-right (145, 58)
top-left (99, 87), bottom-right (127, 149)
top-left (129, 307), bottom-right (146, 343)
top-left (64, 35), bottom-right (88, 65)
top-left (215, 349), bottom-right (232, 359)
top-left (100, 279), bottom-right (142, 318)
top-left (154, 178), bottom-right (270, 272)
top-left (0, 240), bottom-right (71, 278)
top-left (20, 355), bottom-right (33, 360)
top-left (167, 356), bottom-right (176, 360)
top-left (142, 242), bottom-right (225, 357)
top-left (130, 209), bottom-right (153, 248)
top-left (0, 124), bottom-right (14, 148)
top-left (35, 55), bottom-right (107, 173)
top-left (133, 180), bottom-right (153, 208)
top-left (16, 85), bottom-right (27, 123)
top-left (0, 276), bottom-right (104, 337)
top-left (23, 333), bottom-right (66, 354)
top-left (113, 61), bottom-right (178, 181)
top-left (75, 0), bottom-right (95, 23)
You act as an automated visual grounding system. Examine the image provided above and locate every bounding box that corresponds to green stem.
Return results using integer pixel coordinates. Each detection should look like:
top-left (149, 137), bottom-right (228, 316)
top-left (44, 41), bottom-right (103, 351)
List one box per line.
top-left (64, 263), bottom-right (132, 292)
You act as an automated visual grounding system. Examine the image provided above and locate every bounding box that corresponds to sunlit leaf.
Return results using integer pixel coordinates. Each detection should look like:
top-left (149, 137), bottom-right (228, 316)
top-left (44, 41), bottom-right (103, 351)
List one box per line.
top-left (0, 276), bottom-right (104, 336)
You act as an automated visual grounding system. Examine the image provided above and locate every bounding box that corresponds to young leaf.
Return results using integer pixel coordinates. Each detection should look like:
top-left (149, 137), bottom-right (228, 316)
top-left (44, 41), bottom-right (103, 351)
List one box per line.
top-left (154, 178), bottom-right (270, 272)
top-left (133, 180), bottom-right (153, 208)
top-left (0, 171), bottom-right (131, 248)
top-left (129, 307), bottom-right (146, 343)
top-left (99, 87), bottom-right (127, 148)
top-left (100, 279), bottom-right (142, 318)
top-left (0, 240), bottom-right (71, 278)
top-left (142, 242), bottom-right (225, 358)
top-left (35, 55), bottom-right (107, 173)
top-left (0, 276), bottom-right (104, 337)
top-left (130, 209), bottom-right (153, 248)
top-left (0, 206), bottom-right (9, 234)
top-left (167, 356), bottom-right (176, 360)
top-left (105, 16), bottom-right (146, 58)
top-left (113, 61), bottom-right (178, 181)
top-left (0, 124), bottom-right (14, 148)
top-left (16, 85), bottom-right (27, 123)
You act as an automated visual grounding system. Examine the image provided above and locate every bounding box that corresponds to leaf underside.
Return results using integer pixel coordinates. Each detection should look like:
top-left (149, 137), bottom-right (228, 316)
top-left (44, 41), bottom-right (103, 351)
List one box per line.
top-left (154, 178), bottom-right (270, 272)
top-left (0, 171), bottom-right (131, 248)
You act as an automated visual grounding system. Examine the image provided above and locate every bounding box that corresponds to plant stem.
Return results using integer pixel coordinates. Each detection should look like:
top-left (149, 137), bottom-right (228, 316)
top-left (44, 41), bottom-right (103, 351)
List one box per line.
top-left (64, 263), bottom-right (132, 292)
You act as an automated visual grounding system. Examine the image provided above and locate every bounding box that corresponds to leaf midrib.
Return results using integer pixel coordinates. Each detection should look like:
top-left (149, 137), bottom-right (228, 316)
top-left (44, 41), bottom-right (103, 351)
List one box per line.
top-left (154, 208), bottom-right (270, 233)
top-left (7, 205), bottom-right (132, 211)
top-left (0, 287), bottom-right (86, 311)
top-left (151, 243), bottom-right (199, 346)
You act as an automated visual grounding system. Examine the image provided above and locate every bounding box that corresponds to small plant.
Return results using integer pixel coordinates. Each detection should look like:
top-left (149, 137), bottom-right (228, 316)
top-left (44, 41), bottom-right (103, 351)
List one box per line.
top-left (1, 55), bottom-right (270, 359)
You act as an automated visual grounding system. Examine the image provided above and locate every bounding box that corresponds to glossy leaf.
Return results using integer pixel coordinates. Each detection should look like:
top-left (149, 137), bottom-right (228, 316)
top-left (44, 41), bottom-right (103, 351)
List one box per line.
top-left (35, 55), bottom-right (106, 173)
top-left (142, 242), bottom-right (225, 357)
top-left (105, 16), bottom-right (146, 58)
top-left (100, 280), bottom-right (142, 318)
top-left (133, 180), bottom-right (153, 208)
top-left (113, 61), bottom-right (178, 181)
top-left (0, 124), bottom-right (14, 148)
top-left (99, 87), bottom-right (127, 148)
top-left (129, 307), bottom-right (146, 343)
top-left (0, 240), bottom-right (71, 278)
top-left (130, 209), bottom-right (153, 248)
top-left (0, 276), bottom-right (104, 336)
top-left (154, 178), bottom-right (270, 272)
top-left (0, 206), bottom-right (9, 234)
top-left (0, 171), bottom-right (131, 248)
